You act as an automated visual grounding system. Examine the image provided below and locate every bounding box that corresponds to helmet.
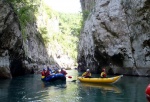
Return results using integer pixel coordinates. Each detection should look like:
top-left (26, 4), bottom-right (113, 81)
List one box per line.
top-left (86, 69), bottom-right (90, 72)
top-left (102, 68), bottom-right (105, 71)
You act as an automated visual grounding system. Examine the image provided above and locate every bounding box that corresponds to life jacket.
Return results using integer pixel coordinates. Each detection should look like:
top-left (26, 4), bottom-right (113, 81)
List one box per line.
top-left (101, 72), bottom-right (107, 78)
top-left (60, 70), bottom-right (67, 76)
top-left (103, 73), bottom-right (107, 77)
top-left (41, 71), bottom-right (46, 76)
top-left (45, 70), bottom-right (50, 76)
top-left (41, 76), bottom-right (45, 79)
top-left (83, 72), bottom-right (91, 77)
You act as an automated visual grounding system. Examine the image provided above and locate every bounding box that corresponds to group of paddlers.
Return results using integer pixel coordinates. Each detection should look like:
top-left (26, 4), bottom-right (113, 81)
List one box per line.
top-left (82, 68), bottom-right (107, 78)
top-left (41, 66), bottom-right (67, 79)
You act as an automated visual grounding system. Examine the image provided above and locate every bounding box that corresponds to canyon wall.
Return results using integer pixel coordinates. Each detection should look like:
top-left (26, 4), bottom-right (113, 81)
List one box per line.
top-left (0, 1), bottom-right (50, 78)
top-left (78, 0), bottom-right (150, 76)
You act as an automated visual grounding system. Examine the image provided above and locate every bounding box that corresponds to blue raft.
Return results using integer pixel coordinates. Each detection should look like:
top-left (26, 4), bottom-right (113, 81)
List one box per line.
top-left (42, 73), bottom-right (66, 82)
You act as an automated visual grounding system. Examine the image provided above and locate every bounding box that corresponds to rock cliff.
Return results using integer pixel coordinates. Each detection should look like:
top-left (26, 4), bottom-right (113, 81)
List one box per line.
top-left (78, 0), bottom-right (150, 76)
top-left (0, 1), bottom-right (50, 78)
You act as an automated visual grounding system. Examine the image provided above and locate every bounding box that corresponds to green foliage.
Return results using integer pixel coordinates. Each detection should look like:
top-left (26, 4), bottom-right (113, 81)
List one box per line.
top-left (22, 28), bottom-right (27, 40)
top-left (56, 13), bottom-right (82, 60)
top-left (44, 5), bottom-right (58, 18)
top-left (39, 27), bottom-right (49, 45)
top-left (79, 10), bottom-right (89, 30)
top-left (43, 12), bottom-right (82, 61)
top-left (7, 0), bottom-right (83, 62)
top-left (58, 13), bottom-right (82, 38)
top-left (44, 5), bottom-right (53, 18)
top-left (17, 5), bottom-right (36, 27)
top-left (82, 10), bottom-right (90, 21)
top-left (7, 0), bottom-right (40, 40)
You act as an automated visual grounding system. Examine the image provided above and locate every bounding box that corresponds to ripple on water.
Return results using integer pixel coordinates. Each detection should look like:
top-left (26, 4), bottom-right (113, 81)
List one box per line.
top-left (1, 71), bottom-right (148, 102)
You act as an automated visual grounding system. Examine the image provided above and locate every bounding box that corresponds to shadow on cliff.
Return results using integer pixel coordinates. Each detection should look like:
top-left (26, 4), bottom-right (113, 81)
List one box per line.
top-left (0, 1), bottom-right (58, 78)
top-left (77, 46), bottom-right (124, 74)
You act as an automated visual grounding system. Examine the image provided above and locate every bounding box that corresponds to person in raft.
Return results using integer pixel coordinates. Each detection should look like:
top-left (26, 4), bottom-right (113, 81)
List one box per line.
top-left (45, 66), bottom-right (52, 77)
top-left (41, 68), bottom-right (46, 79)
top-left (60, 68), bottom-right (67, 76)
top-left (82, 69), bottom-right (92, 78)
top-left (100, 68), bottom-right (107, 78)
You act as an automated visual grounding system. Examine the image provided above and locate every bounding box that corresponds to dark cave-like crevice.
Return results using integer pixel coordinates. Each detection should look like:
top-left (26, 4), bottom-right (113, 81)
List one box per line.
top-left (143, 39), bottom-right (150, 48)
top-left (77, 55), bottom-right (86, 71)
top-left (94, 52), bottom-right (109, 66)
top-left (111, 53), bottom-right (124, 67)
top-left (9, 47), bottom-right (26, 77)
top-left (94, 49), bottom-right (110, 72)
top-left (10, 59), bottom-right (25, 77)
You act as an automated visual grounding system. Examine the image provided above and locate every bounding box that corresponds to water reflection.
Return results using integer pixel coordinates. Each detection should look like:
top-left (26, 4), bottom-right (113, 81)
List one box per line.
top-left (0, 71), bottom-right (150, 102)
top-left (41, 80), bottom-right (67, 88)
top-left (0, 79), bottom-right (10, 101)
top-left (79, 83), bottom-right (122, 93)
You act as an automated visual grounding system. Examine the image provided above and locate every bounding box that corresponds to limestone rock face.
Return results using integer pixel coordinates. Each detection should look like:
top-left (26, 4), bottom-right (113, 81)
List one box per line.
top-left (0, 1), bottom-right (49, 78)
top-left (80, 0), bottom-right (96, 11)
top-left (78, 0), bottom-right (150, 76)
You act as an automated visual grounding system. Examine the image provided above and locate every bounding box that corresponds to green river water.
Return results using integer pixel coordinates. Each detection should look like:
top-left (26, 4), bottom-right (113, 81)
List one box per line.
top-left (0, 70), bottom-right (149, 102)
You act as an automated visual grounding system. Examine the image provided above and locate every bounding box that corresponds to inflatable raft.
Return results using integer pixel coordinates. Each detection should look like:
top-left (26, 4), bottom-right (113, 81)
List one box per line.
top-left (78, 75), bottom-right (123, 84)
top-left (145, 84), bottom-right (150, 101)
top-left (42, 73), bottom-right (66, 82)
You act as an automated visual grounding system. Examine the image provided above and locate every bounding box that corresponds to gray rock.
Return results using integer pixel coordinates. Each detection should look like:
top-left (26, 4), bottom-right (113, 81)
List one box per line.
top-left (0, 1), bottom-right (50, 78)
top-left (78, 0), bottom-right (150, 76)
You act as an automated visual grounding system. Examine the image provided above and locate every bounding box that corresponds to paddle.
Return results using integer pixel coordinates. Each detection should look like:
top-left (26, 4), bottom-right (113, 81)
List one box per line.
top-left (67, 76), bottom-right (77, 82)
top-left (67, 76), bottom-right (72, 78)
top-left (71, 80), bottom-right (76, 82)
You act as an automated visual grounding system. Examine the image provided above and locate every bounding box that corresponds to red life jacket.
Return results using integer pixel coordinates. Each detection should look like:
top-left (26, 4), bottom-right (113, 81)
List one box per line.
top-left (45, 70), bottom-right (50, 76)
top-left (103, 73), bottom-right (107, 77)
top-left (41, 71), bottom-right (46, 76)
top-left (60, 70), bottom-right (67, 76)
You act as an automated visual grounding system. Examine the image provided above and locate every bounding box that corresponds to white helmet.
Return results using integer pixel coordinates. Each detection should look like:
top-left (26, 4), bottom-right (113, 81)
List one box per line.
top-left (86, 69), bottom-right (90, 72)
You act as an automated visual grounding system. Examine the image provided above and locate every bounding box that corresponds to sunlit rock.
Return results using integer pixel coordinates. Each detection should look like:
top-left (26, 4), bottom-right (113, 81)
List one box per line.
top-left (78, 0), bottom-right (150, 76)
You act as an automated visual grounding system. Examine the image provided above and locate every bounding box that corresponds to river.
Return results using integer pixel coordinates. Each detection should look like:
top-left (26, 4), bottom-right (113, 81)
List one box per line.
top-left (0, 69), bottom-right (149, 102)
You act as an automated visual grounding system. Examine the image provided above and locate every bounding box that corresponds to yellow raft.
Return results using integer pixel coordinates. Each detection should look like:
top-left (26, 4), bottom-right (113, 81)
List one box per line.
top-left (78, 75), bottom-right (123, 84)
